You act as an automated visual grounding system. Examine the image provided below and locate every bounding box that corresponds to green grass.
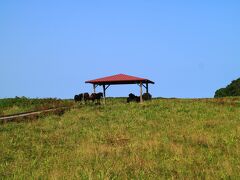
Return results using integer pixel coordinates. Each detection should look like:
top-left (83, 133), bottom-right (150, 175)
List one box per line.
top-left (0, 98), bottom-right (240, 179)
top-left (0, 97), bottom-right (73, 116)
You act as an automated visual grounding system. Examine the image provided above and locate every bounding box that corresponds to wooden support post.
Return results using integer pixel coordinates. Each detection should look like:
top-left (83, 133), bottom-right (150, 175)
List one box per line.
top-left (140, 82), bottom-right (143, 103)
top-left (146, 83), bottom-right (149, 94)
top-left (93, 84), bottom-right (96, 93)
top-left (82, 92), bottom-right (85, 104)
top-left (103, 84), bottom-right (106, 104)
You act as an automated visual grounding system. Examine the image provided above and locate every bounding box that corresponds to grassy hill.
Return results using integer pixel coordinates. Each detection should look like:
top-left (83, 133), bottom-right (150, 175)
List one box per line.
top-left (0, 98), bottom-right (240, 179)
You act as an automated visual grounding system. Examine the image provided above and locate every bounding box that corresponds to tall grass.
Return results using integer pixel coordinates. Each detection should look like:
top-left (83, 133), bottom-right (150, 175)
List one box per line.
top-left (0, 98), bottom-right (240, 179)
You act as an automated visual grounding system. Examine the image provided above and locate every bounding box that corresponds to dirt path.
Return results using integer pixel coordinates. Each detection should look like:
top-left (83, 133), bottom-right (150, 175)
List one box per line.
top-left (0, 107), bottom-right (71, 123)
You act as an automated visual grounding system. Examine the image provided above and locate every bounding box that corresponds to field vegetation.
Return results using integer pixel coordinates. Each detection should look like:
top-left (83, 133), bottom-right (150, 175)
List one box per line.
top-left (0, 97), bottom-right (73, 116)
top-left (0, 97), bottom-right (240, 179)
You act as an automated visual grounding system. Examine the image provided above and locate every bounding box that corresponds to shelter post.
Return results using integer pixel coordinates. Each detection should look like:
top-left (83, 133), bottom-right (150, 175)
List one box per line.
top-left (93, 84), bottom-right (96, 93)
top-left (103, 84), bottom-right (106, 104)
top-left (82, 92), bottom-right (84, 103)
top-left (140, 82), bottom-right (143, 103)
top-left (146, 83), bottom-right (149, 94)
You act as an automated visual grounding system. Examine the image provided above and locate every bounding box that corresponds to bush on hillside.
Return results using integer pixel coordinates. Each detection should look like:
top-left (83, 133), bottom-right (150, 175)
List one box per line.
top-left (214, 78), bottom-right (240, 98)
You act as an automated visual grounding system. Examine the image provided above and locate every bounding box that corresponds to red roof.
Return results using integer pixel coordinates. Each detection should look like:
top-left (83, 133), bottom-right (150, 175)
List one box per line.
top-left (85, 74), bottom-right (154, 85)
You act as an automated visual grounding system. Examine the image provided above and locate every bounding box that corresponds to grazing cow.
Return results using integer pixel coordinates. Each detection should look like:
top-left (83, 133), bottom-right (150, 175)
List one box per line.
top-left (90, 92), bottom-right (103, 104)
top-left (89, 93), bottom-right (96, 102)
top-left (83, 93), bottom-right (90, 102)
top-left (142, 93), bottom-right (152, 101)
top-left (96, 92), bottom-right (103, 101)
top-left (127, 93), bottom-right (140, 103)
top-left (74, 94), bottom-right (82, 102)
top-left (74, 93), bottom-right (89, 103)
top-left (74, 95), bottom-right (78, 102)
top-left (128, 93), bottom-right (135, 99)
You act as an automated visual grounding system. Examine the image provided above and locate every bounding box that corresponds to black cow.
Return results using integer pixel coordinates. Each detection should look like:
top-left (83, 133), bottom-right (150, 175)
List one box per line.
top-left (82, 93), bottom-right (90, 102)
top-left (90, 92), bottom-right (103, 104)
top-left (127, 93), bottom-right (140, 103)
top-left (142, 93), bottom-right (152, 101)
top-left (74, 93), bottom-right (89, 103)
top-left (74, 94), bottom-right (82, 102)
top-left (127, 93), bottom-right (152, 103)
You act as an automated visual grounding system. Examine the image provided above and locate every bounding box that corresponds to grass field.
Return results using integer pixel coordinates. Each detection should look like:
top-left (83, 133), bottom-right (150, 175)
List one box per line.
top-left (0, 97), bottom-right (73, 116)
top-left (0, 98), bottom-right (240, 179)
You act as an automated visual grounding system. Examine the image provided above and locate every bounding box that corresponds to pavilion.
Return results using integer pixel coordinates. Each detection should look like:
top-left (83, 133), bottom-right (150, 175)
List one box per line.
top-left (85, 74), bottom-right (154, 103)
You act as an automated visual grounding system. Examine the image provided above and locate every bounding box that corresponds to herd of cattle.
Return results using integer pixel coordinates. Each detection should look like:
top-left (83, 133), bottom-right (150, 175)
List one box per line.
top-left (74, 93), bottom-right (103, 103)
top-left (127, 93), bottom-right (152, 102)
top-left (74, 92), bottom-right (152, 104)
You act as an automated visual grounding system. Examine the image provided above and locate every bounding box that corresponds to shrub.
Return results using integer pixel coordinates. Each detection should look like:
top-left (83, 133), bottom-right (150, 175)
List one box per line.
top-left (215, 78), bottom-right (240, 97)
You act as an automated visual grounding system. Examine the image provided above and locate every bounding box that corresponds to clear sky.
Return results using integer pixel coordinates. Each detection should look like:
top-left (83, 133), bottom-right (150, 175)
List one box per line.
top-left (1, 0), bottom-right (240, 99)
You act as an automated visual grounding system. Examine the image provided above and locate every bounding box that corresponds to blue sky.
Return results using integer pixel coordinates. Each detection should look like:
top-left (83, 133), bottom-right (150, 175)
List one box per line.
top-left (1, 0), bottom-right (240, 99)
